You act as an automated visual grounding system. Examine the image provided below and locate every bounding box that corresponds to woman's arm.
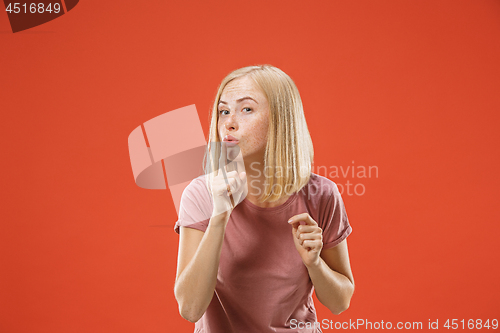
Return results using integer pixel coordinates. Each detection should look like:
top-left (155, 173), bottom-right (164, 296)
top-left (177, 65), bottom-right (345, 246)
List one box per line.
top-left (306, 239), bottom-right (355, 315)
top-left (175, 142), bottom-right (246, 322)
top-left (174, 212), bottom-right (230, 323)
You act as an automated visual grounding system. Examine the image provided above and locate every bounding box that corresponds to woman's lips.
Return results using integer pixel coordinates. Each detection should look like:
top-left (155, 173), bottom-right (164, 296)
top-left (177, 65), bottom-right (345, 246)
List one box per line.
top-left (224, 140), bottom-right (239, 146)
top-left (223, 135), bottom-right (239, 146)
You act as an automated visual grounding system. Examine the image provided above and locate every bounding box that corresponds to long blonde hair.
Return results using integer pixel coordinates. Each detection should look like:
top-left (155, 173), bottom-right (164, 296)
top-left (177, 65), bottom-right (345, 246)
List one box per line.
top-left (203, 64), bottom-right (314, 203)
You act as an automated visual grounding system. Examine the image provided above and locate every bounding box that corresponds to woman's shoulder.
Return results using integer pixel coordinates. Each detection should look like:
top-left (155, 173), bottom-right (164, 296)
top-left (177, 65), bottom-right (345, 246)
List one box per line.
top-left (184, 174), bottom-right (209, 193)
top-left (301, 172), bottom-right (340, 199)
top-left (180, 174), bottom-right (212, 207)
top-left (175, 174), bottom-right (213, 234)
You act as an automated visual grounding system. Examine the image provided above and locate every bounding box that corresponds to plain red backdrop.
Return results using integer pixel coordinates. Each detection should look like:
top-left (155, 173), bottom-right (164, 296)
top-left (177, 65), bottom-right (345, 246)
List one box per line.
top-left (1, 1), bottom-right (499, 332)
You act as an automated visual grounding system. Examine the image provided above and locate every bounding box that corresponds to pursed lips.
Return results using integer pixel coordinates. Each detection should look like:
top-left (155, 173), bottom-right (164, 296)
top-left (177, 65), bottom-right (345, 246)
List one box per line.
top-left (223, 135), bottom-right (239, 142)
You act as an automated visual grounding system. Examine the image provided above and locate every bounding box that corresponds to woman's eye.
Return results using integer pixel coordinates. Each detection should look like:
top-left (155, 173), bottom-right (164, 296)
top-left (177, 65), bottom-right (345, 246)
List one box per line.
top-left (219, 108), bottom-right (251, 115)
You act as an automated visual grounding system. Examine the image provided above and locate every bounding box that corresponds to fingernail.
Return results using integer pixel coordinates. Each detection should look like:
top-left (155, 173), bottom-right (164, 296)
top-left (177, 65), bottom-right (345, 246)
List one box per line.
top-left (288, 218), bottom-right (293, 223)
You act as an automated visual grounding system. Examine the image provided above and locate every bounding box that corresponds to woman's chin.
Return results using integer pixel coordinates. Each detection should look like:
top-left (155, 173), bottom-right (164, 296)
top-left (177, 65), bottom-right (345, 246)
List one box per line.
top-left (227, 145), bottom-right (242, 159)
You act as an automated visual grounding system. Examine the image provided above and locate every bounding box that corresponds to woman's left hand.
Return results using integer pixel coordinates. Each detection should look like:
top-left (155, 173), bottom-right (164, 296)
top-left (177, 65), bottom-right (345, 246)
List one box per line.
top-left (288, 213), bottom-right (323, 267)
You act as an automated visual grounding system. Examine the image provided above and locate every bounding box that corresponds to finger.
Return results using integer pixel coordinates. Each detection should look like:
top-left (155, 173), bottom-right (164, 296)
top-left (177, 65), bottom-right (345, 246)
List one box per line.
top-left (290, 221), bottom-right (301, 231)
top-left (220, 141), bottom-right (227, 170)
top-left (237, 171), bottom-right (247, 190)
top-left (213, 175), bottom-right (234, 197)
top-left (229, 170), bottom-right (248, 195)
top-left (288, 213), bottom-right (318, 226)
top-left (296, 225), bottom-right (322, 240)
top-left (227, 177), bottom-right (237, 193)
top-left (219, 141), bottom-right (228, 176)
top-left (228, 192), bottom-right (235, 208)
top-left (209, 142), bottom-right (219, 177)
top-left (297, 225), bottom-right (320, 234)
top-left (290, 221), bottom-right (300, 238)
top-left (218, 171), bottom-right (238, 200)
top-left (225, 148), bottom-right (238, 173)
top-left (290, 221), bottom-right (304, 241)
top-left (220, 158), bottom-right (231, 191)
top-left (225, 170), bottom-right (241, 191)
top-left (302, 239), bottom-right (322, 251)
top-left (298, 232), bottom-right (322, 245)
top-left (240, 171), bottom-right (247, 182)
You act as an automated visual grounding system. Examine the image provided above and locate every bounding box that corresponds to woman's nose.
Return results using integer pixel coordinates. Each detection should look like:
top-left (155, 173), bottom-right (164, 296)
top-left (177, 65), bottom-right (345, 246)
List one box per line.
top-left (224, 114), bottom-right (238, 130)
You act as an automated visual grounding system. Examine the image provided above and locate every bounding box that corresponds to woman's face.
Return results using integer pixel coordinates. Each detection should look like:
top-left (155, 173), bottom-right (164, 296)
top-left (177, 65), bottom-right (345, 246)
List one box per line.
top-left (217, 76), bottom-right (270, 163)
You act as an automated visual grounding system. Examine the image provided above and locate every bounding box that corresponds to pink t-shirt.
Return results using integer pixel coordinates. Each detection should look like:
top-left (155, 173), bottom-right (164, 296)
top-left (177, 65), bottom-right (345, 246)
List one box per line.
top-left (174, 173), bottom-right (352, 333)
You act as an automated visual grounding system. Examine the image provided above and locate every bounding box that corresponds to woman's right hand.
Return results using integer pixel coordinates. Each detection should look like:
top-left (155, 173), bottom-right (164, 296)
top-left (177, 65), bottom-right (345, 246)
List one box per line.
top-left (210, 142), bottom-right (247, 219)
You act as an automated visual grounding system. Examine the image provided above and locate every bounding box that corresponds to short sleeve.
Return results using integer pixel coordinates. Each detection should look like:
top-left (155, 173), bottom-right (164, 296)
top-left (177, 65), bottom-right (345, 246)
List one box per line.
top-left (320, 183), bottom-right (352, 250)
top-left (174, 176), bottom-right (213, 234)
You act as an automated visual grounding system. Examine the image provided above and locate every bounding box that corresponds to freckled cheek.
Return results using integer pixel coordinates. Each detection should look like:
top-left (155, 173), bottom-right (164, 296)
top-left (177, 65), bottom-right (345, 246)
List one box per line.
top-left (243, 119), bottom-right (269, 151)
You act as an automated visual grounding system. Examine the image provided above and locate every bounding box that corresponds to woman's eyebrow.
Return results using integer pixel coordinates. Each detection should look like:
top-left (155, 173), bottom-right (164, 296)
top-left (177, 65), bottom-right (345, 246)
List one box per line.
top-left (219, 96), bottom-right (258, 105)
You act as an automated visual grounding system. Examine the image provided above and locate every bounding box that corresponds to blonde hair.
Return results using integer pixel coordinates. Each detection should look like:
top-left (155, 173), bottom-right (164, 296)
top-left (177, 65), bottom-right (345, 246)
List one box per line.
top-left (203, 64), bottom-right (314, 203)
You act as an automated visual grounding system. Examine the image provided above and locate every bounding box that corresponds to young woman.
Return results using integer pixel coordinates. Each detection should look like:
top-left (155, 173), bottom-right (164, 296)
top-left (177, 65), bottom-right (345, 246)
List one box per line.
top-left (174, 65), bottom-right (354, 332)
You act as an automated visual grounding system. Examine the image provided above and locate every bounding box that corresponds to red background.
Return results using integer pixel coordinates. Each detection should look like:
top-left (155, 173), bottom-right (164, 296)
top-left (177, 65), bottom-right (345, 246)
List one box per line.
top-left (1, 1), bottom-right (499, 332)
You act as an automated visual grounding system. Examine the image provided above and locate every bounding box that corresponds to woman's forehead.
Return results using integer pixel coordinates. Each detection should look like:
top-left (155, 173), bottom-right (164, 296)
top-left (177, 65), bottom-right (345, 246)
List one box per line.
top-left (221, 76), bottom-right (264, 99)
